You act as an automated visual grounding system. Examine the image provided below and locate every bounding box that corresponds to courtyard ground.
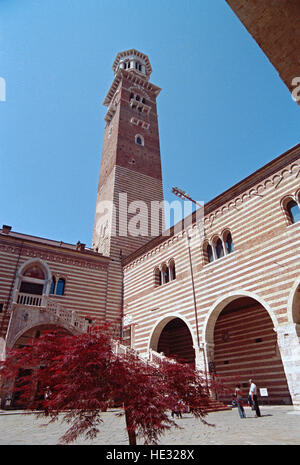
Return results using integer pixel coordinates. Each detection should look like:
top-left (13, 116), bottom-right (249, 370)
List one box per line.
top-left (0, 405), bottom-right (299, 445)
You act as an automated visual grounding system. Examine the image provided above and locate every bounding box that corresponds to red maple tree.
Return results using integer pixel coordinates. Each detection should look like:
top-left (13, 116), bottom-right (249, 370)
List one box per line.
top-left (0, 326), bottom-right (214, 445)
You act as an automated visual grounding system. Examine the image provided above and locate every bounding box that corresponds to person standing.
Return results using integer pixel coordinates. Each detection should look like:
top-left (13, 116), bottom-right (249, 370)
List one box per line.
top-left (235, 384), bottom-right (246, 418)
top-left (249, 379), bottom-right (261, 417)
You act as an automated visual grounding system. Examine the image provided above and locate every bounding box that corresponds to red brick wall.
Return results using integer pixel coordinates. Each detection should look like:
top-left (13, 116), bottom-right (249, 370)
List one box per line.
top-left (226, 0), bottom-right (300, 98)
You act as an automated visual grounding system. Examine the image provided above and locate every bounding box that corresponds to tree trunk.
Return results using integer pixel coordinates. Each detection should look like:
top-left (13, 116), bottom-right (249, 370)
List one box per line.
top-left (124, 406), bottom-right (137, 445)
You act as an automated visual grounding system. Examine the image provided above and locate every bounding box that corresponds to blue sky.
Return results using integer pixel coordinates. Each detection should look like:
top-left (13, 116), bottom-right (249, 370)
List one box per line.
top-left (1, 0), bottom-right (300, 247)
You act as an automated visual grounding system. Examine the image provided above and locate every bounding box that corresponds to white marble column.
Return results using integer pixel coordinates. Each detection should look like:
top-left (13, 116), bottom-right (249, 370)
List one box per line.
top-left (276, 323), bottom-right (300, 407)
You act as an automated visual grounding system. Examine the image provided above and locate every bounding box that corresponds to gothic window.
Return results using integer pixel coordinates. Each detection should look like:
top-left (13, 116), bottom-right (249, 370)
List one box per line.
top-left (287, 199), bottom-right (300, 224)
top-left (154, 267), bottom-right (162, 286)
top-left (19, 264), bottom-right (46, 296)
top-left (23, 265), bottom-right (45, 280)
top-left (224, 231), bottom-right (234, 254)
top-left (203, 242), bottom-right (214, 264)
top-left (169, 259), bottom-right (176, 281)
top-left (162, 265), bottom-right (169, 284)
top-left (154, 260), bottom-right (176, 287)
top-left (207, 244), bottom-right (214, 263)
top-left (215, 238), bottom-right (224, 259)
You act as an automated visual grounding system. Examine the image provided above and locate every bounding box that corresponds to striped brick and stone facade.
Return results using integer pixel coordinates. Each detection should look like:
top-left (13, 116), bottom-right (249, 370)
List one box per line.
top-left (226, 0), bottom-right (300, 102)
top-left (91, 49), bottom-right (165, 330)
top-left (122, 144), bottom-right (300, 406)
top-left (0, 230), bottom-right (114, 357)
top-left (1, 47), bottom-right (300, 410)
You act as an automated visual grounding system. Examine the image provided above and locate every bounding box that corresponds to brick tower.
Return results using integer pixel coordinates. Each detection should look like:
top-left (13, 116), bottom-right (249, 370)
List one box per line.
top-left (92, 49), bottom-right (164, 260)
top-left (92, 49), bottom-right (164, 327)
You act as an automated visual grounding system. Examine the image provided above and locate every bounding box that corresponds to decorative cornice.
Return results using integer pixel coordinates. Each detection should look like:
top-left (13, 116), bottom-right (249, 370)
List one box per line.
top-left (122, 145), bottom-right (300, 268)
top-left (0, 239), bottom-right (110, 271)
top-left (103, 70), bottom-right (161, 107)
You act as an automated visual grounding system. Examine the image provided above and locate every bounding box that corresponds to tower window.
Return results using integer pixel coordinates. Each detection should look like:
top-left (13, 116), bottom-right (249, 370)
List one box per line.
top-left (135, 134), bottom-right (144, 146)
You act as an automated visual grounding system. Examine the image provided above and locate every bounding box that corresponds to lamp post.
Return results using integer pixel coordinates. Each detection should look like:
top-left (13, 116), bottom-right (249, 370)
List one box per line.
top-left (172, 187), bottom-right (210, 391)
top-left (171, 187), bottom-right (201, 362)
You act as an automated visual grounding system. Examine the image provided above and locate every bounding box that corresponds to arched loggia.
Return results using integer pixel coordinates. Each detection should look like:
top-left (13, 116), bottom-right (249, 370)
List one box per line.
top-left (203, 293), bottom-right (291, 405)
top-left (149, 316), bottom-right (195, 366)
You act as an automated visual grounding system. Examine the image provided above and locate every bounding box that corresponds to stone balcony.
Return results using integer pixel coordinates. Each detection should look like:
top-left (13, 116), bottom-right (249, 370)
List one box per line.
top-left (4, 292), bottom-right (92, 351)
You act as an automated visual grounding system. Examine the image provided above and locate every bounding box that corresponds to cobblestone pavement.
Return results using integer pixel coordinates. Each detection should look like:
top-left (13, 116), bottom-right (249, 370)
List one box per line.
top-left (0, 405), bottom-right (299, 445)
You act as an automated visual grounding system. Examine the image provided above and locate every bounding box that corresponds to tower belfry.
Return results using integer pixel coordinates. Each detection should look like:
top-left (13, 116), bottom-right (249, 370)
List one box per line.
top-left (93, 49), bottom-right (164, 259)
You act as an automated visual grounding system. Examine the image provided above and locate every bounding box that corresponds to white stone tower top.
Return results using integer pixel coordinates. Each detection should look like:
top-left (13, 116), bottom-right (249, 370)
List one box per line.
top-left (112, 49), bottom-right (152, 80)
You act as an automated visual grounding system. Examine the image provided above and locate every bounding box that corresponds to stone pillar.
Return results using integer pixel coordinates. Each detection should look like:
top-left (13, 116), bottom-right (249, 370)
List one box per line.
top-left (194, 345), bottom-right (203, 371)
top-left (0, 337), bottom-right (6, 361)
top-left (276, 323), bottom-right (300, 407)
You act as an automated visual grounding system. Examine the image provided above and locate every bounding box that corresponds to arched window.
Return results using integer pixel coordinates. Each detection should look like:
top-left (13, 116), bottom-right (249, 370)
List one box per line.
top-left (215, 238), bottom-right (224, 259)
top-left (154, 268), bottom-right (162, 287)
top-left (23, 265), bottom-right (45, 280)
top-left (162, 264), bottom-right (169, 284)
top-left (203, 242), bottom-right (214, 264)
top-left (286, 199), bottom-right (300, 224)
top-left (135, 134), bottom-right (144, 146)
top-left (19, 264), bottom-right (46, 296)
top-left (207, 244), bottom-right (214, 263)
top-left (56, 278), bottom-right (65, 296)
top-left (224, 231), bottom-right (234, 254)
top-left (169, 260), bottom-right (176, 281)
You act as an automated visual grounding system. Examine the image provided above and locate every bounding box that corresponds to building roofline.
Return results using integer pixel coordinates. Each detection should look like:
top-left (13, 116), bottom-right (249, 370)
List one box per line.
top-left (0, 229), bottom-right (111, 262)
top-left (112, 49), bottom-right (152, 76)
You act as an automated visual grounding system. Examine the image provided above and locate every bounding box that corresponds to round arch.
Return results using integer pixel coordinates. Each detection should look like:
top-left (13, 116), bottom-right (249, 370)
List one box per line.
top-left (148, 313), bottom-right (198, 353)
top-left (287, 275), bottom-right (300, 324)
top-left (202, 291), bottom-right (291, 405)
top-left (203, 290), bottom-right (278, 346)
top-left (17, 258), bottom-right (52, 282)
top-left (8, 322), bottom-right (77, 352)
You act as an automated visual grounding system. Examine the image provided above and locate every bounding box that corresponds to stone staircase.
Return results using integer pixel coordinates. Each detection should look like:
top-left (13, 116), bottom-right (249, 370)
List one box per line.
top-left (202, 398), bottom-right (232, 413)
top-left (113, 341), bottom-right (231, 413)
